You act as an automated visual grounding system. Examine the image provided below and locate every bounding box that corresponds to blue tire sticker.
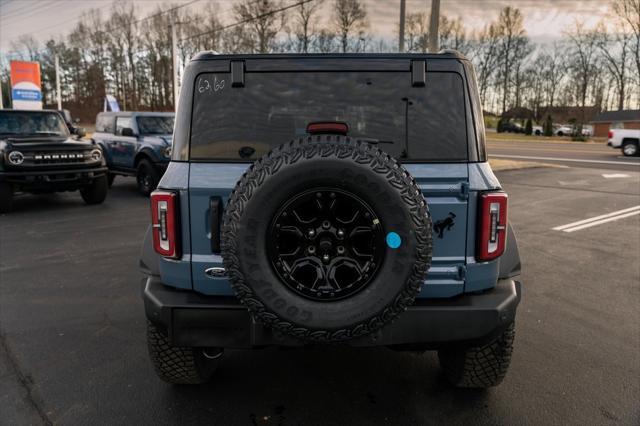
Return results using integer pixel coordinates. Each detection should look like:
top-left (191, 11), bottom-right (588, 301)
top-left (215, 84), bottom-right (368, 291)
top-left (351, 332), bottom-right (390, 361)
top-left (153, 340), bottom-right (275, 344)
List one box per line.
top-left (386, 232), bottom-right (401, 249)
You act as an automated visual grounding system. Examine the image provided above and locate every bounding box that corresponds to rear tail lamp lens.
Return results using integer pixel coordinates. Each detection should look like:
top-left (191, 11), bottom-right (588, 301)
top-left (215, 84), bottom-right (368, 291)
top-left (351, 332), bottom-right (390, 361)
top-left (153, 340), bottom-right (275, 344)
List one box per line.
top-left (476, 192), bottom-right (508, 262)
top-left (607, 130), bottom-right (613, 139)
top-left (151, 191), bottom-right (180, 258)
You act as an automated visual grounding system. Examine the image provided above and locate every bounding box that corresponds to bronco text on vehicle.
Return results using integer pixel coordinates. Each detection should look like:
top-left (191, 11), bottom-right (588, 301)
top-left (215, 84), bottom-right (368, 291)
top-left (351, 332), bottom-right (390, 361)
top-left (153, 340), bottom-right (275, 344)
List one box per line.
top-left (139, 52), bottom-right (522, 388)
top-left (92, 111), bottom-right (174, 195)
top-left (0, 109), bottom-right (108, 213)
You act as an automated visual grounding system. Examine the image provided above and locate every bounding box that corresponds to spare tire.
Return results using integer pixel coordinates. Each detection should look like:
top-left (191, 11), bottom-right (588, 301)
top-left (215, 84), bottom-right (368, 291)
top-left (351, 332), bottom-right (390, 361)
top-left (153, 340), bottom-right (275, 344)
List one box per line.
top-left (221, 135), bottom-right (432, 342)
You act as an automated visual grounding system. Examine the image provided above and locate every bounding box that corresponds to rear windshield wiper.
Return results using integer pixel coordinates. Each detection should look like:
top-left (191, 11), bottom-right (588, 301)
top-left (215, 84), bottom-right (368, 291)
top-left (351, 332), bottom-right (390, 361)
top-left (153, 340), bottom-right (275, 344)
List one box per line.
top-left (357, 137), bottom-right (395, 145)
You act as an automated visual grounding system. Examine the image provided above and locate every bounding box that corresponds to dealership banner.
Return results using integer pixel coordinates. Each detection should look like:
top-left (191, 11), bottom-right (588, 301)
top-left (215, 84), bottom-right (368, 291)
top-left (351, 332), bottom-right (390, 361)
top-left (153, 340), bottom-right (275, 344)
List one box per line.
top-left (10, 61), bottom-right (43, 110)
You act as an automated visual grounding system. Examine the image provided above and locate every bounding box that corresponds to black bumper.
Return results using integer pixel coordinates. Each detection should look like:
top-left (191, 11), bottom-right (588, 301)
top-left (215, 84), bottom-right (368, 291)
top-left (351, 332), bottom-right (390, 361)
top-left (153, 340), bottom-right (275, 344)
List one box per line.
top-left (1, 166), bottom-right (107, 191)
top-left (143, 277), bottom-right (521, 349)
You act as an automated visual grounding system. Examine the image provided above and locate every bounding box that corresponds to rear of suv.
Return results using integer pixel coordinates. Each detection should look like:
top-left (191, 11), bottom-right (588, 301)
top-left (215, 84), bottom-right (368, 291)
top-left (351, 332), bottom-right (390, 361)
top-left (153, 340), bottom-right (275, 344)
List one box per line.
top-left (140, 52), bottom-right (522, 388)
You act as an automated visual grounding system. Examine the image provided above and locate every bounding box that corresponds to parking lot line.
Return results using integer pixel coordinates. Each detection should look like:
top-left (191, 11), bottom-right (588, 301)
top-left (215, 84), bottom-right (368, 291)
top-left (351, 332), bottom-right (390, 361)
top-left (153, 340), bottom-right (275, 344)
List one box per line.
top-left (491, 154), bottom-right (640, 166)
top-left (553, 205), bottom-right (640, 232)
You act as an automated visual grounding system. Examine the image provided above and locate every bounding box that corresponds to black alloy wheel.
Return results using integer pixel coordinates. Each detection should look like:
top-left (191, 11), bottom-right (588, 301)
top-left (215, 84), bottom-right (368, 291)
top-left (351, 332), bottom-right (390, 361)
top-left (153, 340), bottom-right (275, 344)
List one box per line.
top-left (267, 188), bottom-right (385, 302)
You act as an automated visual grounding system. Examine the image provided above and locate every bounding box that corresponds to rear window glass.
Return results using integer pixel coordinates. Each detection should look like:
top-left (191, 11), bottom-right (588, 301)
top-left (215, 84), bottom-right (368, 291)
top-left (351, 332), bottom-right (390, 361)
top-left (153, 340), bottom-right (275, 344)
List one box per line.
top-left (190, 71), bottom-right (467, 162)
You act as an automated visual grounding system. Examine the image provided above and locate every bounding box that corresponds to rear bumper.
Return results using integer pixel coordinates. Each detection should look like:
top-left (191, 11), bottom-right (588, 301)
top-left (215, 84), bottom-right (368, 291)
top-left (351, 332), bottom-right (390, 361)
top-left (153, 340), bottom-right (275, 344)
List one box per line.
top-left (143, 276), bottom-right (521, 349)
top-left (1, 166), bottom-right (107, 191)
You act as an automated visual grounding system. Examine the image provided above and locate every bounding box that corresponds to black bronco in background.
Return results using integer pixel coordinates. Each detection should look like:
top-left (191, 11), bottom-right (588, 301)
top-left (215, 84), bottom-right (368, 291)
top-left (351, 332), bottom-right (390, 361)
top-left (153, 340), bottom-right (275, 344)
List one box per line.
top-left (0, 109), bottom-right (108, 213)
top-left (141, 52), bottom-right (522, 388)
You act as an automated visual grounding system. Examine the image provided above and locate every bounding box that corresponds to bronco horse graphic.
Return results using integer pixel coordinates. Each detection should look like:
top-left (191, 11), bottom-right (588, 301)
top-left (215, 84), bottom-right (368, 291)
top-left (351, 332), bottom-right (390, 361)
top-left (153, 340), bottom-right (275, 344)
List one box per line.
top-left (434, 212), bottom-right (456, 239)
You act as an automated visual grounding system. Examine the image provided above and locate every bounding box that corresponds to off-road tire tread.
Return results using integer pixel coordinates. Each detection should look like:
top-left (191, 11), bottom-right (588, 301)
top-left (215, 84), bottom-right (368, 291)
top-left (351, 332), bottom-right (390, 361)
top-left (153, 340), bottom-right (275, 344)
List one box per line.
top-left (221, 136), bottom-right (432, 342)
top-left (146, 321), bottom-right (214, 384)
top-left (0, 182), bottom-right (13, 213)
top-left (438, 322), bottom-right (515, 388)
top-left (80, 175), bottom-right (108, 205)
top-left (137, 159), bottom-right (160, 196)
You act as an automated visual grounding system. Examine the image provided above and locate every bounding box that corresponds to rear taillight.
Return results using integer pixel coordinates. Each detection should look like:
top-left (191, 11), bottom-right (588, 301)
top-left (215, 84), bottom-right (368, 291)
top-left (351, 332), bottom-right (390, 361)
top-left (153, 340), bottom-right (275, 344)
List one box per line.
top-left (476, 192), bottom-right (508, 262)
top-left (608, 130), bottom-right (613, 139)
top-left (151, 191), bottom-right (180, 258)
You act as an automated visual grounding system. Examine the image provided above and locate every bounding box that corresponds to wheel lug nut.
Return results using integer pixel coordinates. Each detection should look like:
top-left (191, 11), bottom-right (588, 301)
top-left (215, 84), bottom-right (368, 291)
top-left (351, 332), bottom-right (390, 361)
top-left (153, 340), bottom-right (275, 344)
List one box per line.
top-left (337, 229), bottom-right (345, 238)
top-left (307, 229), bottom-right (316, 238)
top-left (316, 192), bottom-right (322, 198)
top-left (308, 246), bottom-right (316, 254)
top-left (330, 192), bottom-right (336, 198)
top-left (322, 254), bottom-right (330, 262)
top-left (322, 220), bottom-right (331, 229)
top-left (337, 246), bottom-right (345, 254)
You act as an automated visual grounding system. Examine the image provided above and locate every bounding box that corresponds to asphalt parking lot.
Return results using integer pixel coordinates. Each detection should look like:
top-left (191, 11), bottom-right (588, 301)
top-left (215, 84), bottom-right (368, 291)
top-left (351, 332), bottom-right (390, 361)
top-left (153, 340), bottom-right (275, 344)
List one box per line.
top-left (1, 165), bottom-right (639, 425)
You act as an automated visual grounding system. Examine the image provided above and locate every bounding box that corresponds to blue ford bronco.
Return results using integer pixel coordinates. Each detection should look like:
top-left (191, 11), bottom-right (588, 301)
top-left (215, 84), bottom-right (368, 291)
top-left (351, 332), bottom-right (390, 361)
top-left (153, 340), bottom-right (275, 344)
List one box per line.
top-left (140, 52), bottom-right (522, 388)
top-left (0, 109), bottom-right (107, 213)
top-left (92, 111), bottom-right (174, 195)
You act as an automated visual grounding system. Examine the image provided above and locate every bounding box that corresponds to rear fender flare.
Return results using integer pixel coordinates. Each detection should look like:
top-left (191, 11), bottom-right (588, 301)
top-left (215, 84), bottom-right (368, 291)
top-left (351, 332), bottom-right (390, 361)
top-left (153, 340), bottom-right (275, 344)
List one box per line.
top-left (498, 223), bottom-right (521, 278)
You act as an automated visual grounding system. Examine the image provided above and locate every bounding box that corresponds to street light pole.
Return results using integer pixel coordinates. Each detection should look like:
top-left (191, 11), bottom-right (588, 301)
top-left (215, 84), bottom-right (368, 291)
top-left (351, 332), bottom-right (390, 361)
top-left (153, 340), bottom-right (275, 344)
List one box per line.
top-left (428, 0), bottom-right (440, 53)
top-left (171, 16), bottom-right (179, 112)
top-left (55, 54), bottom-right (62, 110)
top-left (399, 0), bottom-right (406, 52)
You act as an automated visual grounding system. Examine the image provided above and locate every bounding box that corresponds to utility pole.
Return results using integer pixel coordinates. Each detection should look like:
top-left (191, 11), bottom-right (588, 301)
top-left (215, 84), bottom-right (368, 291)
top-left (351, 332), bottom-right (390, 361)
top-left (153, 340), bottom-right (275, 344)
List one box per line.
top-left (428, 0), bottom-right (440, 53)
top-left (171, 15), bottom-right (179, 112)
top-left (398, 0), bottom-right (406, 52)
top-left (55, 54), bottom-right (62, 110)
top-left (0, 79), bottom-right (3, 109)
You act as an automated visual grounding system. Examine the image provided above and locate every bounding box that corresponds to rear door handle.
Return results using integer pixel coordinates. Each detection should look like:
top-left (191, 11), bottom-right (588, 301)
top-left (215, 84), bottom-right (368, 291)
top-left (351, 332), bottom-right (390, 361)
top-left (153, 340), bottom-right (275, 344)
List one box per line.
top-left (210, 196), bottom-right (223, 253)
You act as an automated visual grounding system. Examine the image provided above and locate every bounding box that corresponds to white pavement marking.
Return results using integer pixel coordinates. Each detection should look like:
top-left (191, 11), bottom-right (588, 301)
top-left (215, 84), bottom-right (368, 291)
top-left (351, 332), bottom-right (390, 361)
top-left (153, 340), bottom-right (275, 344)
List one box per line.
top-left (553, 205), bottom-right (640, 233)
top-left (602, 173), bottom-right (631, 178)
top-left (491, 154), bottom-right (640, 166)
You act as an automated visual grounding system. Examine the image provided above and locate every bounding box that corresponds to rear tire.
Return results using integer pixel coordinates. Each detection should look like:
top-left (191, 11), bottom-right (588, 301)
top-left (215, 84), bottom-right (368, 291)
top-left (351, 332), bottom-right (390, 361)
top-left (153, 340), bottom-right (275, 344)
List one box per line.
top-left (80, 175), bottom-right (108, 205)
top-left (622, 140), bottom-right (639, 157)
top-left (136, 159), bottom-right (159, 196)
top-left (146, 321), bottom-right (220, 384)
top-left (0, 182), bottom-right (13, 213)
top-left (438, 322), bottom-right (515, 388)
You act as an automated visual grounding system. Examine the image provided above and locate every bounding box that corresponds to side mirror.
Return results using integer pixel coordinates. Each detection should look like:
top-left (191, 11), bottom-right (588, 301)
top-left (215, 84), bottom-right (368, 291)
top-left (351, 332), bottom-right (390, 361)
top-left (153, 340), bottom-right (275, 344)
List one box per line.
top-left (121, 127), bottom-right (136, 137)
top-left (76, 127), bottom-right (86, 138)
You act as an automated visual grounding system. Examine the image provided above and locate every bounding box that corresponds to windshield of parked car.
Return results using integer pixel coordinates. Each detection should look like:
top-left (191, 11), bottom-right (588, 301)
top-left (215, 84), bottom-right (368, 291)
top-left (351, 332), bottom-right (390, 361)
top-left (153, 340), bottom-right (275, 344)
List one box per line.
top-left (137, 116), bottom-right (174, 135)
top-left (0, 111), bottom-right (70, 138)
top-left (190, 71), bottom-right (468, 162)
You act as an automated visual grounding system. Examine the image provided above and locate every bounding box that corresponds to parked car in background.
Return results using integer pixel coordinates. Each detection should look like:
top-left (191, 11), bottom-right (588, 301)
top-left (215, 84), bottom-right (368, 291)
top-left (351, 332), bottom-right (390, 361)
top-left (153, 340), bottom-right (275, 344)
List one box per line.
top-left (607, 128), bottom-right (640, 156)
top-left (92, 111), bottom-right (174, 195)
top-left (0, 109), bottom-right (108, 213)
top-left (554, 124), bottom-right (573, 137)
top-left (532, 125), bottom-right (544, 135)
top-left (497, 120), bottom-right (524, 133)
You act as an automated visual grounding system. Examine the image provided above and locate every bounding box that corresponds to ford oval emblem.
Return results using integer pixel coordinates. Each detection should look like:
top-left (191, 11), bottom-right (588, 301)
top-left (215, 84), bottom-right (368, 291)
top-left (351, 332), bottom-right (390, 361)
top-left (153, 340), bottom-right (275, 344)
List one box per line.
top-left (205, 267), bottom-right (227, 278)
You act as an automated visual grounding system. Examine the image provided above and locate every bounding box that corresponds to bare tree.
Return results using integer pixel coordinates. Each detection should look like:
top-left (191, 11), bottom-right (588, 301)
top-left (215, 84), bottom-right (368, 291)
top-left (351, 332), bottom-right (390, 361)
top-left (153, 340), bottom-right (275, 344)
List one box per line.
top-left (439, 16), bottom-right (470, 55)
top-left (234, 0), bottom-right (284, 53)
top-left (472, 23), bottom-right (501, 109)
top-left (291, 0), bottom-right (323, 53)
top-left (566, 21), bottom-right (600, 132)
top-left (401, 12), bottom-right (428, 53)
top-left (495, 6), bottom-right (528, 114)
top-left (333, 0), bottom-right (367, 53)
top-left (595, 22), bottom-right (631, 110)
top-left (612, 0), bottom-right (640, 107)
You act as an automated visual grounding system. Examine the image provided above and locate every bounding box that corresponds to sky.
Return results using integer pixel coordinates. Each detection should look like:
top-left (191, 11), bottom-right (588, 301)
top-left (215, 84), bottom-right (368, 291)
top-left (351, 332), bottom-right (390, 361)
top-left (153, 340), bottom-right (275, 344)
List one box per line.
top-left (0, 0), bottom-right (612, 53)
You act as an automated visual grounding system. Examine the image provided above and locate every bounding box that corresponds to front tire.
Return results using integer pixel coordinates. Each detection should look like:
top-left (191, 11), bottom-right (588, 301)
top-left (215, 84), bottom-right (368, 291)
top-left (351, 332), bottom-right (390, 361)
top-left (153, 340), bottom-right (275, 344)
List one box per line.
top-left (146, 321), bottom-right (220, 384)
top-left (0, 182), bottom-right (13, 213)
top-left (622, 140), bottom-right (639, 157)
top-left (136, 159), bottom-right (160, 196)
top-left (80, 175), bottom-right (108, 205)
top-left (438, 322), bottom-right (515, 388)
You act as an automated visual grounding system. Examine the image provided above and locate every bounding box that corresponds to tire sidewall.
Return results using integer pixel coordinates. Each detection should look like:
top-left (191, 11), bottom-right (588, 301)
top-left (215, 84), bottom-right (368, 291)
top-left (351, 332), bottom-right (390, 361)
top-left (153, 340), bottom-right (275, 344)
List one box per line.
top-left (223, 139), bottom-right (432, 340)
